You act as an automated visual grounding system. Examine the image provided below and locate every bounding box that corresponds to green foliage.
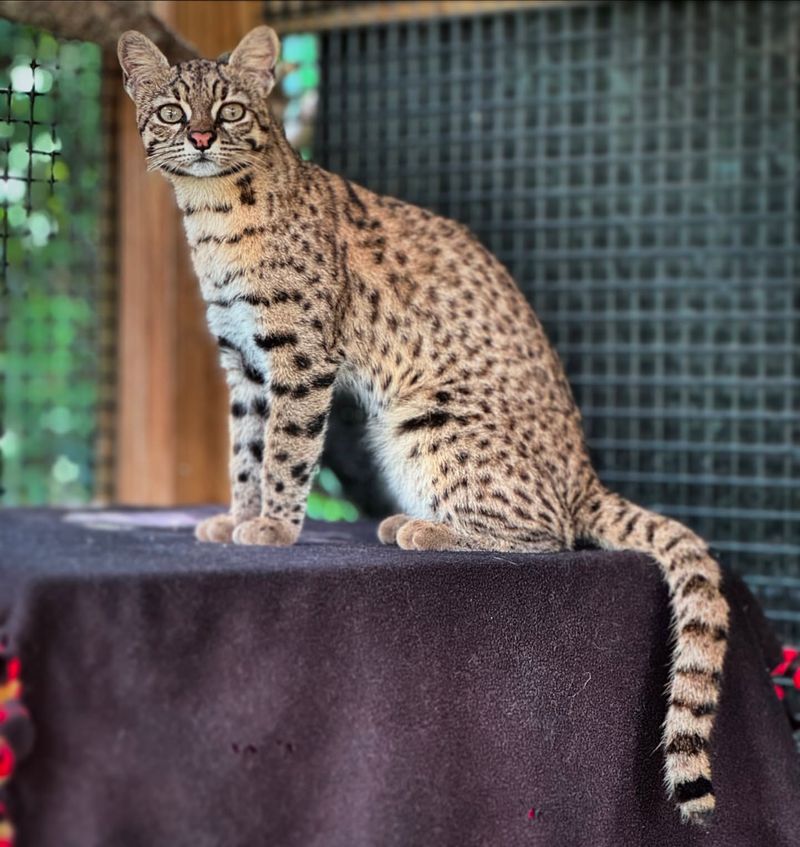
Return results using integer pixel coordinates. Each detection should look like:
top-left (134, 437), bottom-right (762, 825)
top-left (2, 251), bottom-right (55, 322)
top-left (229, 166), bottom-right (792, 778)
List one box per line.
top-left (307, 468), bottom-right (359, 522)
top-left (0, 22), bottom-right (106, 505)
top-left (281, 34), bottom-right (319, 161)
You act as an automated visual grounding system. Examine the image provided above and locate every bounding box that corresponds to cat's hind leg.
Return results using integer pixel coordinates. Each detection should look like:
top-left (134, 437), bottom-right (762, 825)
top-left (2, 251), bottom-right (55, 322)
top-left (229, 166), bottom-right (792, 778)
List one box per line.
top-left (395, 519), bottom-right (462, 551)
top-left (395, 517), bottom-right (569, 553)
top-left (394, 519), bottom-right (539, 552)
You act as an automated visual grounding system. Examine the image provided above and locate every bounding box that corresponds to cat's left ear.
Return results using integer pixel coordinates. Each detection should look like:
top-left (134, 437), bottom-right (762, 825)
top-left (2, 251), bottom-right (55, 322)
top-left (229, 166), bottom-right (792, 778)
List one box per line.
top-left (118, 31), bottom-right (170, 99)
top-left (228, 26), bottom-right (281, 95)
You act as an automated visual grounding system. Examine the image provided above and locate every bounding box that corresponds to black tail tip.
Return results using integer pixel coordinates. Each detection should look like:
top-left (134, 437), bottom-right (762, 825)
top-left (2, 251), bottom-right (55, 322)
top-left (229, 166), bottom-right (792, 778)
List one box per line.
top-left (676, 777), bottom-right (715, 826)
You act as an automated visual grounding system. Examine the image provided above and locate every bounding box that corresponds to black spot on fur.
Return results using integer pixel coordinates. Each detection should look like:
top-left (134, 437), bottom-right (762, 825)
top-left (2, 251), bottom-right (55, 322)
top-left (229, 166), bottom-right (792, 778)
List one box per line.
top-left (674, 777), bottom-right (714, 803)
top-left (664, 532), bottom-right (692, 553)
top-left (254, 332), bottom-right (297, 350)
top-left (252, 397), bottom-right (269, 417)
top-left (343, 178), bottom-right (368, 218)
top-left (243, 362), bottom-right (265, 385)
top-left (619, 513), bottom-right (639, 541)
top-left (681, 574), bottom-right (710, 597)
top-left (398, 410), bottom-right (459, 433)
top-left (311, 372), bottom-right (337, 389)
top-left (291, 462), bottom-right (307, 480)
top-left (672, 700), bottom-right (717, 718)
top-left (236, 173), bottom-right (257, 205)
top-left (306, 413), bottom-right (326, 437)
top-left (294, 354), bottom-right (311, 370)
top-left (666, 734), bottom-right (708, 756)
top-left (681, 620), bottom-right (728, 641)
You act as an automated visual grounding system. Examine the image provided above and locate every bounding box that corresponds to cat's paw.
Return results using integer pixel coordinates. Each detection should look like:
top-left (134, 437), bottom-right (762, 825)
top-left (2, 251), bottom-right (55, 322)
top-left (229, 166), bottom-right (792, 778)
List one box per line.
top-left (232, 516), bottom-right (299, 547)
top-left (396, 519), bottom-right (461, 551)
top-left (377, 514), bottom-right (411, 545)
top-left (195, 513), bottom-right (237, 543)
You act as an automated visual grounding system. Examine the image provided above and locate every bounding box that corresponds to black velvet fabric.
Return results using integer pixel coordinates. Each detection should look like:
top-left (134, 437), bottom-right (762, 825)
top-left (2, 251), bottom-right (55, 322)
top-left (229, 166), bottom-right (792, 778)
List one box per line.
top-left (0, 508), bottom-right (797, 847)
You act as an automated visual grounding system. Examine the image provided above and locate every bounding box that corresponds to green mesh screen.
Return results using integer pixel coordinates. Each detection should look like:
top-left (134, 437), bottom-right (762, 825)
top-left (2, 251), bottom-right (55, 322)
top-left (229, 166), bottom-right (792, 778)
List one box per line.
top-left (312, 2), bottom-right (800, 638)
top-left (0, 21), bottom-right (114, 505)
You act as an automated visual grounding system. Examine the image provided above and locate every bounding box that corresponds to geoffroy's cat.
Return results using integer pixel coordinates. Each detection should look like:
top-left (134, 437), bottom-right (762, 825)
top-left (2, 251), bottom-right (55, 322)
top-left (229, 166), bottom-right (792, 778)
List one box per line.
top-left (119, 26), bottom-right (729, 824)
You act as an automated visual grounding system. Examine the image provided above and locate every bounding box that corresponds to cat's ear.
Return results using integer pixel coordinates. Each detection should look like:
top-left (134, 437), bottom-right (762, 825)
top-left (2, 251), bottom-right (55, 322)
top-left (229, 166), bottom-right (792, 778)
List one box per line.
top-left (228, 26), bottom-right (281, 95)
top-left (117, 31), bottom-right (170, 99)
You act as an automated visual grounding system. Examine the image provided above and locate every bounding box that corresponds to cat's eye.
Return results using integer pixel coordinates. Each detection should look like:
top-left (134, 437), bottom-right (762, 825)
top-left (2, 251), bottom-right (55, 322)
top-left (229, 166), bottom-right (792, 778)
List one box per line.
top-left (158, 104), bottom-right (185, 124)
top-left (219, 102), bottom-right (246, 122)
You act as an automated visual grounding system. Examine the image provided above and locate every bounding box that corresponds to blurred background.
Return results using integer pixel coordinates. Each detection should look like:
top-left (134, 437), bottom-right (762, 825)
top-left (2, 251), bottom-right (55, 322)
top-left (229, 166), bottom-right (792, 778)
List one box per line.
top-left (0, 1), bottom-right (797, 642)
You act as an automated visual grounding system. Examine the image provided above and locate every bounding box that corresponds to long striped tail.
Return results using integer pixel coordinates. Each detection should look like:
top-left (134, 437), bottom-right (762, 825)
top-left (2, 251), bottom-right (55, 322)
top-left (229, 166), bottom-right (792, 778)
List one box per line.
top-left (578, 486), bottom-right (729, 825)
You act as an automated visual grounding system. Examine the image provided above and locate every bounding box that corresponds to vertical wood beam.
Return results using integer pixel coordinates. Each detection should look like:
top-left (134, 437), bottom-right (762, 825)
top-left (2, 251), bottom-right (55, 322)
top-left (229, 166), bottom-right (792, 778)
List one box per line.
top-left (115, 1), bottom-right (263, 504)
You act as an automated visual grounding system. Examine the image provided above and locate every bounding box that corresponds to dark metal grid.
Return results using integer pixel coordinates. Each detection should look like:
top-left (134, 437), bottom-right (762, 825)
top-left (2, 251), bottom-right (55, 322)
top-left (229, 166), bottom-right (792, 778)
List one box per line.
top-left (313, 1), bottom-right (800, 639)
top-left (0, 21), bottom-right (115, 504)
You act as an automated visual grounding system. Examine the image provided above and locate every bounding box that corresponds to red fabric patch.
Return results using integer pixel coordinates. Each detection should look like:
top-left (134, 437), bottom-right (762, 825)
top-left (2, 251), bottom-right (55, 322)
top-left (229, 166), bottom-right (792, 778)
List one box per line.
top-left (772, 647), bottom-right (800, 691)
top-left (0, 743), bottom-right (15, 778)
top-left (0, 647), bottom-right (30, 846)
top-left (6, 660), bottom-right (20, 682)
top-left (772, 647), bottom-right (800, 705)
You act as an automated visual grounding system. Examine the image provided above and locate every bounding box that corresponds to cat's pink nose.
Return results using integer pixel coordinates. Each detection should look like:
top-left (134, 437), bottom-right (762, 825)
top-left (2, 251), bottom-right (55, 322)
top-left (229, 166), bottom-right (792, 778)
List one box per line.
top-left (188, 130), bottom-right (215, 150)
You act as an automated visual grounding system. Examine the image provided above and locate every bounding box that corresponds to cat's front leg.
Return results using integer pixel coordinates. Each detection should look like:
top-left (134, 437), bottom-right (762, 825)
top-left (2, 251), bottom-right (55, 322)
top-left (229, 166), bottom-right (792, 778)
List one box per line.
top-left (196, 370), bottom-right (270, 543)
top-left (233, 341), bottom-right (338, 547)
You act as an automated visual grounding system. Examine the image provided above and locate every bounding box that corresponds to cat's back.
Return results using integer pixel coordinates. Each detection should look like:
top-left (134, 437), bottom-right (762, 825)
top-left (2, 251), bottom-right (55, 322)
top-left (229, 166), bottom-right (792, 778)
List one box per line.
top-left (320, 172), bottom-right (539, 335)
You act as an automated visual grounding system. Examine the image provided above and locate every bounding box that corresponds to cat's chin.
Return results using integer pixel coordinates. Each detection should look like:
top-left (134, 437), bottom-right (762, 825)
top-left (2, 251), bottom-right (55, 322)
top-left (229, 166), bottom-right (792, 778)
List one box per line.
top-left (182, 159), bottom-right (227, 177)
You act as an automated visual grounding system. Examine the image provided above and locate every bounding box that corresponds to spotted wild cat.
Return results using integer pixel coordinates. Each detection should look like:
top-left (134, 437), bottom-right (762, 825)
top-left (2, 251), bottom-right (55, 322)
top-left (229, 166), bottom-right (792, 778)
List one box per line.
top-left (118, 26), bottom-right (730, 825)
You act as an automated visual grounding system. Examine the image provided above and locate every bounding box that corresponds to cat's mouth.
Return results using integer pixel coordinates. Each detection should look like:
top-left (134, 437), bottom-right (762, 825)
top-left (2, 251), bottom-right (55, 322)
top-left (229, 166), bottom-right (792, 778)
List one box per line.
top-left (185, 156), bottom-right (225, 177)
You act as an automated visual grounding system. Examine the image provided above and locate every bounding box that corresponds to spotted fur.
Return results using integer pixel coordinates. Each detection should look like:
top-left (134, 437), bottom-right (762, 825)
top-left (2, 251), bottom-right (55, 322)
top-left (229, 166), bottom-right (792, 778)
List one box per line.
top-left (119, 27), bottom-right (729, 824)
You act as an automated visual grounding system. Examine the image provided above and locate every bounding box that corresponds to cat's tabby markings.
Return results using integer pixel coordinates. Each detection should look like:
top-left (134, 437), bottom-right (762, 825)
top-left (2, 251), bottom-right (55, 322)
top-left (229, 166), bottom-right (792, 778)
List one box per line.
top-left (119, 26), bottom-right (729, 825)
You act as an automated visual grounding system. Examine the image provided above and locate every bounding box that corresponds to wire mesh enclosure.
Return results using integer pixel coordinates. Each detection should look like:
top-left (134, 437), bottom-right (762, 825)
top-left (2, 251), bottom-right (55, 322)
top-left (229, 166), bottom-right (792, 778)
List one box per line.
top-left (0, 21), bottom-right (115, 505)
top-left (312, 1), bottom-right (800, 638)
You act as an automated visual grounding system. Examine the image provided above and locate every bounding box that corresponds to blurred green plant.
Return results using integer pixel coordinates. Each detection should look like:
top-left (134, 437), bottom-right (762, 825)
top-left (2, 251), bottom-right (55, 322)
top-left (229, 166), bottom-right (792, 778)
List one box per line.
top-left (308, 467), bottom-right (359, 523)
top-left (280, 33), bottom-right (319, 161)
top-left (0, 22), bottom-right (106, 505)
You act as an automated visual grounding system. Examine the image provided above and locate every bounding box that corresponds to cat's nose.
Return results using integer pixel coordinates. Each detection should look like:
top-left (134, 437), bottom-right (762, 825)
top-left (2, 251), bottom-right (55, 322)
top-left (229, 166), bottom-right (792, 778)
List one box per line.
top-left (188, 130), bottom-right (215, 150)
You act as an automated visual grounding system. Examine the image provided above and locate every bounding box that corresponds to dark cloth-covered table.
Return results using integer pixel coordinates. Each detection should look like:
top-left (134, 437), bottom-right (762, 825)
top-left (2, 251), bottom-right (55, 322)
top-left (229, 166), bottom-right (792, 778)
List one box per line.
top-left (0, 508), bottom-right (797, 847)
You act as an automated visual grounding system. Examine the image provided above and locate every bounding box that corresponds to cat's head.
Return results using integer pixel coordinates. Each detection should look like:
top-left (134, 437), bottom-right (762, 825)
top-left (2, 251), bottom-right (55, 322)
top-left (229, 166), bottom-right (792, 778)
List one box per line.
top-left (118, 26), bottom-right (280, 178)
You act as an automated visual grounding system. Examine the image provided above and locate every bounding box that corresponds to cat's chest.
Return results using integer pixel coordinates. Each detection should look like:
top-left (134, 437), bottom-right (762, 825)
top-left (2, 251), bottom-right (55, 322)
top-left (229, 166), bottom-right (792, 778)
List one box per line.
top-left (185, 220), bottom-right (267, 294)
top-left (206, 299), bottom-right (269, 380)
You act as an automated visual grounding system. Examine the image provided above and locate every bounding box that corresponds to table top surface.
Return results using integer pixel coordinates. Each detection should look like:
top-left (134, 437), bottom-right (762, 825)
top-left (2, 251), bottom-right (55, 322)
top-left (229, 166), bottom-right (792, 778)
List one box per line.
top-left (0, 509), bottom-right (794, 847)
top-left (0, 506), bottom-right (648, 581)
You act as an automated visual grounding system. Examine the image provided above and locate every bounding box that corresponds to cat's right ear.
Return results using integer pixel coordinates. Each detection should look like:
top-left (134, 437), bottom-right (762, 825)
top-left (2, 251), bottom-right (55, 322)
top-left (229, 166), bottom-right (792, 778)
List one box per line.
top-left (228, 26), bottom-right (280, 95)
top-left (117, 31), bottom-right (170, 99)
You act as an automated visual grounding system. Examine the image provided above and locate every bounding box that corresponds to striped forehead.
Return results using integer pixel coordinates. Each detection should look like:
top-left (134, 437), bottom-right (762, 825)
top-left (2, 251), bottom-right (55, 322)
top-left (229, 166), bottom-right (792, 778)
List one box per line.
top-left (167, 60), bottom-right (232, 108)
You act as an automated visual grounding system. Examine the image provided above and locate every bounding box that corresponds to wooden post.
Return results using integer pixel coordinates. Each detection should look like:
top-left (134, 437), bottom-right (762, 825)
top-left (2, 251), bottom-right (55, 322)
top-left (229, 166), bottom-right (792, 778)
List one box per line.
top-left (115, 1), bottom-right (263, 505)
